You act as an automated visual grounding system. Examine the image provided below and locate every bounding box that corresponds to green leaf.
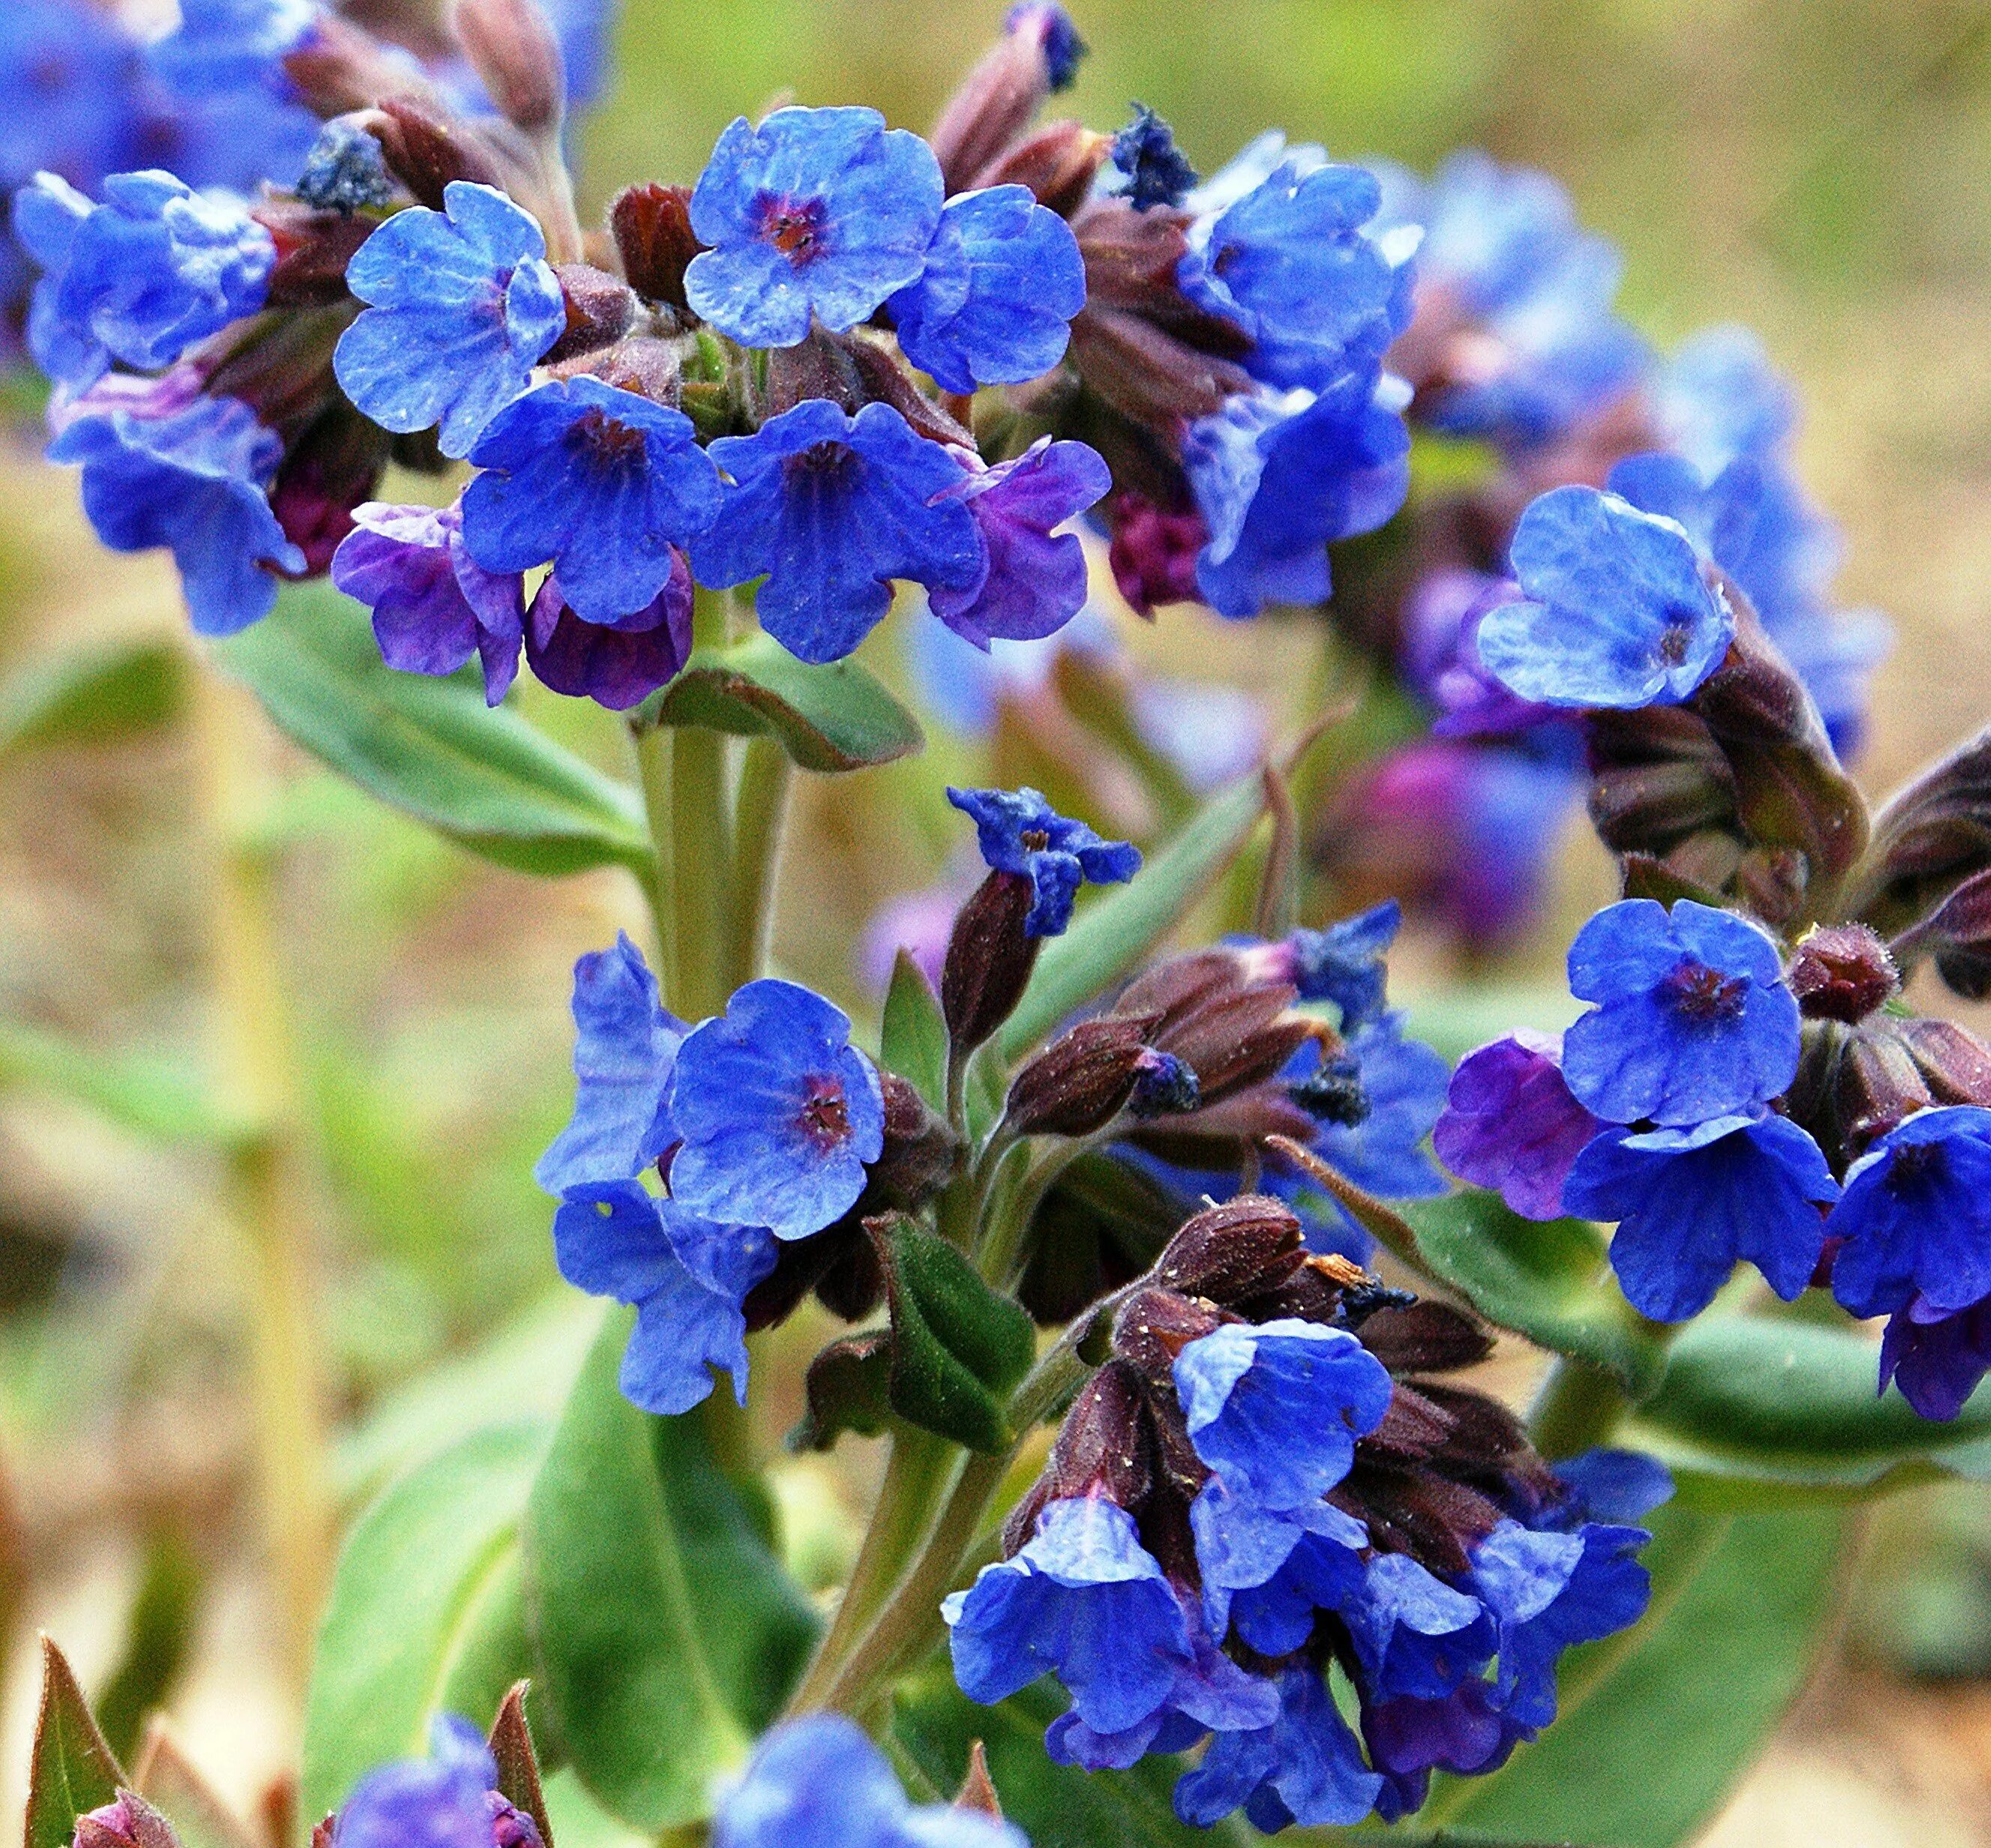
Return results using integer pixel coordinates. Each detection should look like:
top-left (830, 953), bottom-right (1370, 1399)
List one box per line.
top-left (522, 1310), bottom-right (818, 1828)
top-left (646, 631), bottom-right (923, 773)
top-left (95, 1526), bottom-right (201, 1763)
top-left (218, 583), bottom-right (652, 878)
top-left (1621, 1316), bottom-right (1991, 1500)
top-left (1001, 772), bottom-right (1269, 1059)
top-left (1432, 1501), bottom-right (1845, 1846)
top-left (302, 1422), bottom-right (548, 1822)
top-left (27, 1639), bottom-right (123, 1848)
top-left (881, 950), bottom-right (949, 1113)
top-left (882, 1218), bottom-right (1038, 1453)
top-left (0, 1020), bottom-right (236, 1147)
top-left (486, 1684), bottom-right (554, 1848)
top-left (0, 637), bottom-right (183, 757)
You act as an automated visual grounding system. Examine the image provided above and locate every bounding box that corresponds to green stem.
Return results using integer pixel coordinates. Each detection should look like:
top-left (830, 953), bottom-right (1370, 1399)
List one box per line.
top-left (671, 722), bottom-right (733, 1021)
top-left (630, 720), bottom-right (680, 1002)
top-left (725, 735), bottom-right (793, 994)
top-left (191, 667), bottom-right (330, 1692)
top-left (1526, 1357), bottom-right (1628, 1460)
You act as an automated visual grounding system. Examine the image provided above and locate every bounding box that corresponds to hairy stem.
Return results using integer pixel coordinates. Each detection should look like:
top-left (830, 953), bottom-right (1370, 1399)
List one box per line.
top-left (630, 720), bottom-right (680, 1002)
top-left (671, 723), bottom-right (733, 1020)
top-left (191, 668), bottom-right (330, 1690)
top-left (725, 735), bottom-right (793, 996)
top-left (1526, 1357), bottom-right (1628, 1459)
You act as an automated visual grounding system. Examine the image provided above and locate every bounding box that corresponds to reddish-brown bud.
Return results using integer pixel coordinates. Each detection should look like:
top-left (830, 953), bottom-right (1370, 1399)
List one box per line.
top-left (1787, 923), bottom-right (1899, 1023)
top-left (271, 404), bottom-right (391, 575)
top-left (1064, 306), bottom-right (1252, 449)
top-left (255, 203), bottom-right (377, 306)
top-left (286, 17), bottom-right (443, 117)
top-left (868, 1071), bottom-right (962, 1207)
top-left (1152, 1195), bottom-right (1305, 1306)
top-left (974, 120), bottom-right (1112, 216)
top-left (928, 7), bottom-right (1074, 194)
top-left (1042, 1360), bottom-right (1155, 1509)
top-left (1110, 1284), bottom-right (1224, 1384)
top-left (1899, 1017), bottom-right (1991, 1107)
top-left (566, 335), bottom-right (681, 403)
top-left (542, 263), bottom-right (635, 364)
top-left (941, 870), bottom-right (1041, 1058)
top-left (451, 0), bottom-right (566, 134)
top-left (1005, 1015), bottom-right (1162, 1137)
top-left (609, 184), bottom-right (702, 311)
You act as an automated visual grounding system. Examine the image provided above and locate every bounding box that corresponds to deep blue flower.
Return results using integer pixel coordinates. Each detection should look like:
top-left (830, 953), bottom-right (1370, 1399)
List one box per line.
top-left (1344, 1552), bottom-right (1495, 1703)
top-left (1550, 1447), bottom-right (1676, 1525)
top-left (1560, 898), bottom-right (1800, 1127)
top-left (535, 934), bottom-right (686, 1197)
top-left (1006, 3), bottom-right (1087, 89)
top-left (552, 1182), bottom-right (775, 1414)
top-left (1362, 1681), bottom-right (1515, 1793)
top-left (1878, 1292), bottom-right (1991, 1423)
top-left (1299, 1017), bottom-right (1451, 1204)
top-left (1179, 149), bottom-right (1407, 393)
top-left (335, 182), bottom-right (567, 459)
top-left (944, 785), bottom-right (1140, 936)
top-left (1174, 1318), bottom-right (1394, 1510)
top-left (713, 1714), bottom-right (1024, 1848)
top-left (333, 1714), bottom-right (540, 1848)
top-left (1477, 485), bottom-right (1734, 710)
top-left (149, 0), bottom-right (317, 98)
top-left (461, 376), bottom-right (722, 624)
top-left (524, 562), bottom-right (695, 711)
top-left (1190, 1476), bottom-right (1369, 1655)
top-left (15, 168), bottom-right (275, 389)
top-left (1173, 1668), bottom-right (1383, 1831)
top-left (665, 979), bottom-right (884, 1241)
top-left (1108, 105), bottom-right (1197, 212)
top-left (1470, 1519), bottom-right (1651, 1729)
top-left (944, 1496), bottom-right (1194, 1735)
top-left (331, 501), bottom-right (524, 707)
top-left (1827, 1106), bottom-right (1991, 1320)
top-left (694, 398), bottom-right (983, 665)
top-left (1434, 1030), bottom-right (1600, 1221)
top-left (1283, 900), bottom-right (1402, 1029)
top-left (47, 395), bottom-right (303, 634)
top-left (683, 106), bottom-right (944, 348)
top-left (889, 186), bottom-right (1085, 393)
top-left (1563, 1113), bottom-right (1839, 1322)
top-left (927, 440), bottom-right (1111, 649)
top-left (1185, 372), bottom-right (1411, 619)
top-left (296, 118), bottom-right (395, 212)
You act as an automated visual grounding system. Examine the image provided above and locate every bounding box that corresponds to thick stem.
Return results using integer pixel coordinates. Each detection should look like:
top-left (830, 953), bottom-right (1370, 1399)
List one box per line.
top-left (1526, 1357), bottom-right (1628, 1459)
top-left (191, 669), bottom-right (330, 1690)
top-left (671, 723), bottom-right (733, 1021)
top-left (725, 735), bottom-right (793, 994)
top-left (630, 720), bottom-right (680, 1002)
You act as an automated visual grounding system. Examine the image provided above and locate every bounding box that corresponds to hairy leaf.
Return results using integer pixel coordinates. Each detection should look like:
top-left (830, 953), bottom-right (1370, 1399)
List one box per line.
top-left (27, 1639), bottom-right (122, 1848)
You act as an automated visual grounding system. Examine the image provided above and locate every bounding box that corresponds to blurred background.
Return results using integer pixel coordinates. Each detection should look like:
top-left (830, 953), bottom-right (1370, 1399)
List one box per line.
top-left (5, 1), bottom-right (1991, 1843)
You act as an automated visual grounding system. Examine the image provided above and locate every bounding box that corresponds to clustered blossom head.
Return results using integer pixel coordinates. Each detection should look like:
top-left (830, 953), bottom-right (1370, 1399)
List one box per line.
top-left (332, 1714), bottom-right (542, 1848)
top-left (944, 1194), bottom-right (1666, 1828)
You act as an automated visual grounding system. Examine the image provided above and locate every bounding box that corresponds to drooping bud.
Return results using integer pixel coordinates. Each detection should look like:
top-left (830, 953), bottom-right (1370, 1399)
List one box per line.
top-left (1041, 1358), bottom-right (1155, 1509)
top-left (976, 119), bottom-right (1113, 217)
top-left (1899, 1016), bottom-right (1991, 1107)
top-left (609, 184), bottom-right (702, 313)
top-left (451, 0), bottom-right (566, 136)
top-left (1151, 1195), bottom-right (1306, 1306)
top-left (270, 404), bottom-right (392, 575)
top-left (1004, 1016), bottom-right (1162, 1137)
top-left (1786, 923), bottom-right (1898, 1023)
top-left (941, 870), bottom-right (1041, 1059)
top-left (867, 1071), bottom-right (962, 1208)
top-left (1117, 950), bottom-right (1313, 1104)
top-left (1109, 1283), bottom-right (1224, 1384)
top-left (928, 3), bottom-right (1087, 194)
top-left (543, 263), bottom-right (636, 365)
top-left (363, 98), bottom-right (509, 209)
top-left (1888, 866), bottom-right (1991, 1000)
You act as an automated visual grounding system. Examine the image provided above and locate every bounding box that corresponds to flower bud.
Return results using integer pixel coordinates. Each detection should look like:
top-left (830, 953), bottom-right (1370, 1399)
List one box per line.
top-left (975, 119), bottom-right (1113, 216)
top-left (1785, 1017), bottom-right (1932, 1170)
top-left (1107, 491), bottom-right (1204, 615)
top-left (867, 1071), bottom-right (962, 1208)
top-left (1123, 1081), bottom-right (1318, 1169)
top-left (271, 405), bottom-right (392, 575)
top-left (1787, 923), bottom-right (1898, 1023)
top-left (1152, 1195), bottom-right (1305, 1306)
top-left (254, 202), bottom-right (377, 307)
top-left (836, 335), bottom-right (978, 448)
top-left (363, 98), bottom-right (509, 209)
top-left (451, 0), bottom-right (566, 136)
top-left (928, 4), bottom-right (1086, 194)
top-left (609, 184), bottom-right (701, 313)
top-left (1065, 307), bottom-right (1252, 448)
top-left (287, 17), bottom-right (441, 118)
top-left (543, 263), bottom-right (635, 365)
top-left (1118, 950), bottom-right (1312, 1104)
top-left (1110, 1283), bottom-right (1224, 1384)
top-left (567, 335), bottom-right (681, 404)
top-left (1004, 1016), bottom-right (1161, 1137)
top-left (76, 1796), bottom-right (179, 1848)
top-left (941, 870), bottom-right (1041, 1058)
top-left (1041, 1358), bottom-right (1155, 1508)
top-left (1899, 1016), bottom-right (1991, 1107)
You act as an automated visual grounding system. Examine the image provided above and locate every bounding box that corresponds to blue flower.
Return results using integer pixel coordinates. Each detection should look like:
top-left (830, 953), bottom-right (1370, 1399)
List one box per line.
top-left (1006, 4), bottom-right (1087, 90)
top-left (1173, 1668), bottom-right (1383, 1831)
top-left (335, 182), bottom-right (568, 459)
top-left (1878, 1293), bottom-right (1991, 1423)
top-left (926, 440), bottom-right (1112, 649)
top-left (1344, 1552), bottom-right (1495, 1702)
top-left (1469, 1519), bottom-right (1651, 1729)
top-left (1476, 485), bottom-right (1734, 710)
top-left (552, 1182), bottom-right (775, 1414)
top-left (1653, 324), bottom-right (1795, 479)
top-left (665, 980), bottom-right (884, 1241)
top-left (1185, 372), bottom-right (1411, 620)
top-left (1299, 1017), bottom-right (1451, 1203)
top-left (1190, 1476), bottom-right (1369, 1655)
top-left (1288, 900), bottom-right (1401, 1029)
top-left (15, 168), bottom-right (275, 389)
top-left (331, 501), bottom-right (524, 707)
top-left (461, 376), bottom-right (722, 624)
top-left (713, 1714), bottom-right (1024, 1848)
top-left (296, 119), bottom-right (395, 213)
top-left (1434, 1031), bottom-right (1599, 1221)
top-left (149, 0), bottom-right (317, 98)
top-left (889, 186), bottom-right (1085, 393)
top-left (944, 1496), bottom-right (1193, 1735)
top-left (525, 563), bottom-right (695, 712)
top-left (1174, 1318), bottom-right (1394, 1510)
top-left (1108, 105), bottom-right (1197, 212)
top-left (1550, 1447), bottom-right (1676, 1525)
top-left (944, 786), bottom-right (1140, 936)
top-left (47, 395), bottom-right (304, 634)
top-left (535, 934), bottom-right (686, 1197)
top-left (1560, 898), bottom-right (1800, 1127)
top-left (1827, 1106), bottom-right (1991, 1321)
top-left (684, 106), bottom-right (944, 348)
top-left (694, 398), bottom-right (983, 665)
top-left (1563, 1113), bottom-right (1839, 1322)
top-left (333, 1714), bottom-right (539, 1848)
top-left (1179, 150), bottom-right (1408, 393)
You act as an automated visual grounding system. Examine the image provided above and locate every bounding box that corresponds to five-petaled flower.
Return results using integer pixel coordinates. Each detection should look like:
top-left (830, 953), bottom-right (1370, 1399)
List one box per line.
top-left (946, 785), bottom-right (1140, 936)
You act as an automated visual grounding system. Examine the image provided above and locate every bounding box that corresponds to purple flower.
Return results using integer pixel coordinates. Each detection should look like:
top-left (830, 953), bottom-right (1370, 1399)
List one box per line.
top-left (713, 1714), bottom-right (1025, 1848)
top-left (665, 980), bottom-right (884, 1241)
top-left (461, 377), bottom-right (722, 624)
top-left (889, 185), bottom-right (1085, 393)
top-left (331, 502), bottom-right (524, 707)
top-left (15, 167), bottom-right (275, 389)
top-left (1173, 1668), bottom-right (1383, 1831)
top-left (1879, 1293), bottom-right (1991, 1423)
top-left (945, 785), bottom-right (1140, 936)
top-left (525, 560), bottom-right (694, 711)
top-left (694, 398), bottom-right (983, 665)
top-left (335, 182), bottom-right (567, 459)
top-left (333, 1714), bottom-right (541, 1848)
top-left (1827, 1106), bottom-right (1991, 1321)
top-left (1561, 898), bottom-right (1800, 1128)
top-left (1434, 1030), bottom-right (1600, 1221)
top-left (535, 933), bottom-right (686, 1197)
top-left (928, 438), bottom-right (1111, 649)
top-left (1563, 1113), bottom-right (1839, 1322)
top-left (47, 395), bottom-right (303, 634)
top-left (552, 1182), bottom-right (775, 1414)
top-left (684, 106), bottom-right (944, 349)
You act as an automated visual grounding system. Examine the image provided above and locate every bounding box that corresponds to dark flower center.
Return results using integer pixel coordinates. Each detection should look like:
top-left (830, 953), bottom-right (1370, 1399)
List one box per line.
top-left (755, 194), bottom-right (827, 265)
top-left (1664, 957), bottom-right (1747, 1022)
top-left (570, 407), bottom-right (648, 470)
top-left (784, 438), bottom-right (860, 484)
top-left (797, 1075), bottom-right (851, 1150)
top-left (1888, 1140), bottom-right (1947, 1193)
top-left (1656, 619), bottom-right (1694, 666)
top-left (1020, 828), bottom-right (1050, 852)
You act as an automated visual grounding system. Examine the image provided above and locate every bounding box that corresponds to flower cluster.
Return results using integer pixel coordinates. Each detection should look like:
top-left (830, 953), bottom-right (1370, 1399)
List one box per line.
top-left (945, 1194), bottom-right (1665, 1828)
top-left (332, 1714), bottom-right (543, 1848)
